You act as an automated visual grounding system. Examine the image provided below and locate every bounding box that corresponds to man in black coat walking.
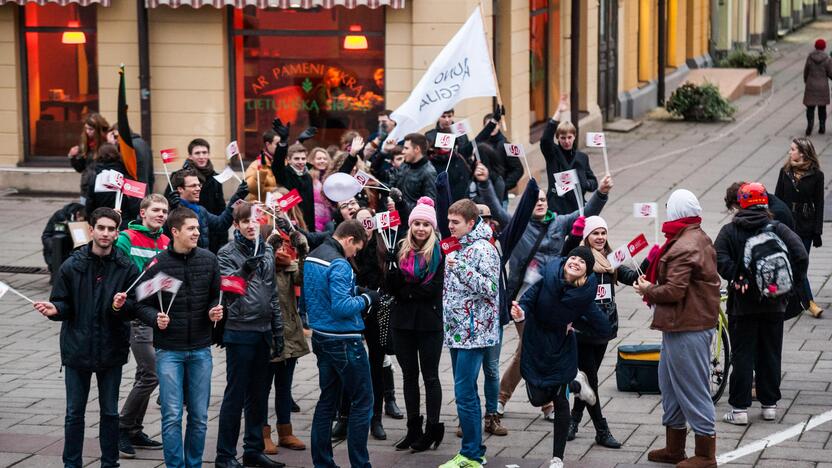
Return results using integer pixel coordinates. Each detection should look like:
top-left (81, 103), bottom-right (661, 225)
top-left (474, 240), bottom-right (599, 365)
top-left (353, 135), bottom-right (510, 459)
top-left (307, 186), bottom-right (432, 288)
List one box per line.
top-left (34, 207), bottom-right (152, 468)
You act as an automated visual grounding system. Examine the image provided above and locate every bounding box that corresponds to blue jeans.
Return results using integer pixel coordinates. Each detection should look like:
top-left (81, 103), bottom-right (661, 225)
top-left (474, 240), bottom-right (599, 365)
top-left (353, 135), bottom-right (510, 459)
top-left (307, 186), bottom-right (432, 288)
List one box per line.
top-left (801, 236), bottom-right (814, 301)
top-left (310, 332), bottom-right (373, 468)
top-left (450, 348), bottom-right (487, 462)
top-left (482, 327), bottom-right (503, 414)
top-left (157, 347), bottom-right (213, 468)
top-left (63, 366), bottom-right (122, 468)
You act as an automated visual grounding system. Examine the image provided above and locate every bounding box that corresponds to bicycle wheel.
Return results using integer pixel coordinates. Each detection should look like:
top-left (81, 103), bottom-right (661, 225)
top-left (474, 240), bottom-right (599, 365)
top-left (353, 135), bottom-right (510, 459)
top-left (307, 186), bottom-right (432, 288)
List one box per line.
top-left (709, 326), bottom-right (731, 403)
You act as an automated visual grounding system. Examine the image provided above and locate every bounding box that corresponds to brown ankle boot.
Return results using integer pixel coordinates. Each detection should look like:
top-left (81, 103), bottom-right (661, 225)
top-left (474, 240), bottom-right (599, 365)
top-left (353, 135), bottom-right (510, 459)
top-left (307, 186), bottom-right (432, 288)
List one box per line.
top-left (277, 423), bottom-right (306, 450)
top-left (676, 434), bottom-right (716, 468)
top-left (262, 425), bottom-right (278, 455)
top-left (808, 300), bottom-right (824, 318)
top-left (647, 427), bottom-right (687, 464)
top-left (484, 413), bottom-right (508, 436)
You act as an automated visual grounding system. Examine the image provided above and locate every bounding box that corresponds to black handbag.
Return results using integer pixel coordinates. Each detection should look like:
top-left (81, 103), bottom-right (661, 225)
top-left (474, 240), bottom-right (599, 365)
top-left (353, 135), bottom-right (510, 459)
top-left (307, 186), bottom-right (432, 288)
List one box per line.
top-left (376, 292), bottom-right (396, 355)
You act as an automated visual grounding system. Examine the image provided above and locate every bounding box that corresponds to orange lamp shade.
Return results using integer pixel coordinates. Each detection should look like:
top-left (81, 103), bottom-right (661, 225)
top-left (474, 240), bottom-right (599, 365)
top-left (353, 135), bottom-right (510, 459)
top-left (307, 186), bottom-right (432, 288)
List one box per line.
top-left (343, 24), bottom-right (367, 50)
top-left (62, 21), bottom-right (86, 44)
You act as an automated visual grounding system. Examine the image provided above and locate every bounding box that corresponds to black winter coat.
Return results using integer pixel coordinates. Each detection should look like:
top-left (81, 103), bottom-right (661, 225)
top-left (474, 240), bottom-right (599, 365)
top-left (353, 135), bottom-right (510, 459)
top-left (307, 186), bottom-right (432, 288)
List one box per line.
top-left (476, 121), bottom-right (524, 195)
top-left (392, 157), bottom-right (438, 220)
top-left (767, 191), bottom-right (795, 230)
top-left (714, 209), bottom-right (809, 316)
top-left (386, 247), bottom-right (445, 331)
top-left (48, 245), bottom-right (147, 369)
top-left (137, 245), bottom-right (222, 350)
top-left (85, 159), bottom-right (140, 229)
top-left (540, 119), bottom-right (598, 213)
top-left (271, 144), bottom-right (316, 232)
top-left (774, 168), bottom-right (825, 240)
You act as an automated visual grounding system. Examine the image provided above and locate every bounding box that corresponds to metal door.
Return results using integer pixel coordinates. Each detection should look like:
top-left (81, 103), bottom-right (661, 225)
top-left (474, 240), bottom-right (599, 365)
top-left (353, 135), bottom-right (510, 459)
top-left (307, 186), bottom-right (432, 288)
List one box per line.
top-left (598, 0), bottom-right (619, 121)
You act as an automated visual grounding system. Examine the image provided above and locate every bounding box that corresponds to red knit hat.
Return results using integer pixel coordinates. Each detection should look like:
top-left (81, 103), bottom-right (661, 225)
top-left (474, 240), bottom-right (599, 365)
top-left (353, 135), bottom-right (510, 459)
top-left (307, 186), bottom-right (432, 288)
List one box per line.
top-left (816, 38), bottom-right (826, 50)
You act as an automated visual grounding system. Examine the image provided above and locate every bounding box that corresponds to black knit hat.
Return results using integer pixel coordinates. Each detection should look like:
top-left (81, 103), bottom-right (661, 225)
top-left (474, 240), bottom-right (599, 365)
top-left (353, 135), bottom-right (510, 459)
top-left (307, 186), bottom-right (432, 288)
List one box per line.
top-left (567, 246), bottom-right (595, 274)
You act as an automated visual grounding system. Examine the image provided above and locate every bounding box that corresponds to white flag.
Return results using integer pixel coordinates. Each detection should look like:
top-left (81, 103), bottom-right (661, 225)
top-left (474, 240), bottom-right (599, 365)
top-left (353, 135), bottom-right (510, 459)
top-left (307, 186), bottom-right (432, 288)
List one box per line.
top-left (607, 244), bottom-right (632, 269)
top-left (585, 132), bottom-right (607, 148)
top-left (633, 202), bottom-right (658, 218)
top-left (156, 272), bottom-right (183, 295)
top-left (135, 277), bottom-right (161, 302)
top-left (388, 7), bottom-right (497, 142)
top-left (214, 166), bottom-right (237, 183)
top-left (0, 281), bottom-right (8, 299)
top-left (553, 169), bottom-right (578, 196)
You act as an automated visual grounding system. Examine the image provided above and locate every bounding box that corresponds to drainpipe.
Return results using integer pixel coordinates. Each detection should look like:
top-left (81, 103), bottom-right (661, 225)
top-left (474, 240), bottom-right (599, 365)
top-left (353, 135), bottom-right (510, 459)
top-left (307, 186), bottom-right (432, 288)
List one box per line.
top-left (570, 0), bottom-right (580, 134)
top-left (657, 0), bottom-right (666, 106)
top-left (137, 0), bottom-right (152, 146)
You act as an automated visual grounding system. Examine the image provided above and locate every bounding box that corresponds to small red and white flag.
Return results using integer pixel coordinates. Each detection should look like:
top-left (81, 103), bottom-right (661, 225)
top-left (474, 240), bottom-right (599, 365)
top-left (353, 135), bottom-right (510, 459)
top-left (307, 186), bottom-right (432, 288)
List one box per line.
top-left (606, 244), bottom-right (632, 269)
top-left (504, 143), bottom-right (525, 158)
top-left (440, 236), bottom-right (462, 255)
top-left (160, 148), bottom-right (177, 164)
top-left (225, 141), bottom-right (240, 160)
top-left (221, 276), bottom-right (247, 296)
top-left (121, 179), bottom-right (147, 199)
top-left (435, 133), bottom-right (457, 150)
top-left (633, 202), bottom-right (658, 218)
top-left (389, 211), bottom-right (401, 228)
top-left (277, 189), bottom-right (303, 211)
top-left (627, 233), bottom-right (649, 256)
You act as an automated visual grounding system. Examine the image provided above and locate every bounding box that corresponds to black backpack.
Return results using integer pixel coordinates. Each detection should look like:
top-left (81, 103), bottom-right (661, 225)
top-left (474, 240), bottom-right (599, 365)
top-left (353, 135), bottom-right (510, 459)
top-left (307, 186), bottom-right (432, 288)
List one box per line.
top-left (742, 223), bottom-right (793, 300)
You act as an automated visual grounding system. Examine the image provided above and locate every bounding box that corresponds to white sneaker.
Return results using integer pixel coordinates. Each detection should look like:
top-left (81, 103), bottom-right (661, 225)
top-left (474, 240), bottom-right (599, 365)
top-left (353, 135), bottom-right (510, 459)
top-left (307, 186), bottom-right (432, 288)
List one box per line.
top-left (573, 371), bottom-right (597, 406)
top-left (497, 401), bottom-right (505, 416)
top-left (761, 405), bottom-right (776, 421)
top-left (543, 409), bottom-right (555, 422)
top-left (547, 456), bottom-right (564, 468)
top-left (723, 409), bottom-right (748, 425)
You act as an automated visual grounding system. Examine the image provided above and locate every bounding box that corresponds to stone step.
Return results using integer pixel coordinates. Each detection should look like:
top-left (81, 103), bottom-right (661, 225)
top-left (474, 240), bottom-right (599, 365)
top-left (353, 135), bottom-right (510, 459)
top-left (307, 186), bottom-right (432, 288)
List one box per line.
top-left (745, 75), bottom-right (773, 95)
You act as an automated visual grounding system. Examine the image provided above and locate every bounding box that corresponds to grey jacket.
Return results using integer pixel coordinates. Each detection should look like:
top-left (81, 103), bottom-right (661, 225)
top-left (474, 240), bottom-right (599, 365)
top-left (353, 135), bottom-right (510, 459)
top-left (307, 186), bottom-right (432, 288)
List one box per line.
top-left (217, 235), bottom-right (283, 335)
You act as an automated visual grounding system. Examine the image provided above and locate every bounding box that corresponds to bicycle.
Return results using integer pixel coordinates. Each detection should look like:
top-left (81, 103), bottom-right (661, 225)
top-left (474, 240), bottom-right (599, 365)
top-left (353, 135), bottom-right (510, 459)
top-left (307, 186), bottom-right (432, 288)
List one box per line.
top-left (709, 290), bottom-right (731, 403)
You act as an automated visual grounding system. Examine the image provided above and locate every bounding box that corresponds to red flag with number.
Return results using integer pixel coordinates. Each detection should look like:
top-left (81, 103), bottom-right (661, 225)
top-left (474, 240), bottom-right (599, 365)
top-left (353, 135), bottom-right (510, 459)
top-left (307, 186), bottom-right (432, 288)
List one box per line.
top-left (221, 276), bottom-right (247, 295)
top-left (160, 148), bottom-right (177, 164)
top-left (440, 236), bottom-right (461, 255)
top-left (121, 179), bottom-right (147, 199)
top-left (277, 189), bottom-right (303, 211)
top-left (627, 233), bottom-right (649, 256)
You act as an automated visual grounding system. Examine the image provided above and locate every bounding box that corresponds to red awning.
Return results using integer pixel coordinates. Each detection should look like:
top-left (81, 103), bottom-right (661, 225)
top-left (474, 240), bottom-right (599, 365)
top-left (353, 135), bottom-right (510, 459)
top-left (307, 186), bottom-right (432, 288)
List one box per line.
top-left (0, 0), bottom-right (110, 5)
top-left (146, 0), bottom-right (404, 8)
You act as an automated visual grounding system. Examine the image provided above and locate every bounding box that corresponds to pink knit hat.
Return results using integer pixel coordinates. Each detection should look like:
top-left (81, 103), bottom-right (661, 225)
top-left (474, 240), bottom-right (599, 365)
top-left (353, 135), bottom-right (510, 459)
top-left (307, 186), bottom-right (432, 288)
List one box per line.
top-left (409, 197), bottom-right (438, 229)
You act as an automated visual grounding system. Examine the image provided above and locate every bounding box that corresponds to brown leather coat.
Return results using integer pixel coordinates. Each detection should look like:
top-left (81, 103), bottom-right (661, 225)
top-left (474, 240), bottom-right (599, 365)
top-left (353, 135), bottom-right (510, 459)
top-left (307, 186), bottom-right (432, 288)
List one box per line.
top-left (644, 224), bottom-right (720, 332)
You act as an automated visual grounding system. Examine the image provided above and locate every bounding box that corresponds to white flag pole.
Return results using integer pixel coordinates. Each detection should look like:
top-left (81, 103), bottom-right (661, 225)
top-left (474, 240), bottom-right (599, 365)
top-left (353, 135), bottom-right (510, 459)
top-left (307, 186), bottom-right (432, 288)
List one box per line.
top-left (238, 153), bottom-right (245, 177)
top-left (165, 291), bottom-right (178, 316)
top-left (574, 189), bottom-right (584, 216)
top-left (125, 267), bottom-right (151, 294)
top-left (7, 287), bottom-right (35, 304)
top-left (157, 290), bottom-right (165, 315)
top-left (601, 146), bottom-right (610, 176)
top-left (256, 167), bottom-right (261, 202)
top-left (163, 162), bottom-right (173, 191)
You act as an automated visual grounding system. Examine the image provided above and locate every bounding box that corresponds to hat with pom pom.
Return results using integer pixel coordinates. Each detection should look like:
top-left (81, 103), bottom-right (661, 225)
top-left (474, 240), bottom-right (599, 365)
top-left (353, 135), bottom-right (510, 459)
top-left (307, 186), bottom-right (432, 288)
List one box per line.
top-left (409, 196), bottom-right (438, 230)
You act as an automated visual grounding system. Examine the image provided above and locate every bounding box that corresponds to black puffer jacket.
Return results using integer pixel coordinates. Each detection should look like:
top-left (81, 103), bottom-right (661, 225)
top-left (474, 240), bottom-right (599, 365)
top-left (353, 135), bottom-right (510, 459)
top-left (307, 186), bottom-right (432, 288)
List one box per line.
top-left (137, 245), bottom-right (221, 350)
top-left (540, 119), bottom-right (599, 214)
top-left (714, 209), bottom-right (809, 316)
top-left (391, 157), bottom-right (438, 220)
top-left (775, 168), bottom-right (825, 240)
top-left (48, 245), bottom-right (147, 369)
top-left (217, 235), bottom-right (282, 335)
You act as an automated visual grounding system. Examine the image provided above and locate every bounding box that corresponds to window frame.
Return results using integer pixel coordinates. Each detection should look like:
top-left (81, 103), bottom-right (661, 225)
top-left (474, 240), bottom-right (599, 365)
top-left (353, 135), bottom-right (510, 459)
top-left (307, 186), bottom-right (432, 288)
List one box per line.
top-left (226, 6), bottom-right (385, 147)
top-left (18, 4), bottom-right (98, 164)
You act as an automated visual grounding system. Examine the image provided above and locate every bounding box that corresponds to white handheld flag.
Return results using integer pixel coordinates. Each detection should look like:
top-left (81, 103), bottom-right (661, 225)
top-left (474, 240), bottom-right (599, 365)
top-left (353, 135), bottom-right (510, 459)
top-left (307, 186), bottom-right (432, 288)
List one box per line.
top-left (387, 7), bottom-right (497, 142)
top-left (553, 169), bottom-right (578, 196)
top-left (607, 244), bottom-right (632, 269)
top-left (585, 132), bottom-right (607, 148)
top-left (633, 203), bottom-right (658, 218)
top-left (214, 166), bottom-right (241, 184)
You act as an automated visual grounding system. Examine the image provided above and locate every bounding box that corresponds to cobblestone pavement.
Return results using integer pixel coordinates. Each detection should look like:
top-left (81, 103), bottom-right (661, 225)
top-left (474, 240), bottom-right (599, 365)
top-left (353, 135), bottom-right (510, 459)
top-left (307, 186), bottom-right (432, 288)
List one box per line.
top-left (1, 22), bottom-right (832, 468)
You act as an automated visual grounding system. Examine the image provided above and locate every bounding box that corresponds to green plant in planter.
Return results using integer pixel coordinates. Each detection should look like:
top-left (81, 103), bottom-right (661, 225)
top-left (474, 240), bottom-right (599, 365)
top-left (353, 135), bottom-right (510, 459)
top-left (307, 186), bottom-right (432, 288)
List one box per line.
top-left (666, 82), bottom-right (736, 122)
top-left (717, 49), bottom-right (770, 75)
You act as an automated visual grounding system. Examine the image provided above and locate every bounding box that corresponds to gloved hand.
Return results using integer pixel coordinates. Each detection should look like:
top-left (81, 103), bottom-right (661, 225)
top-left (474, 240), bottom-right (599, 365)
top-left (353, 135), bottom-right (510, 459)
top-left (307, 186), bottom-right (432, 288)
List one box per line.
top-left (233, 181), bottom-right (249, 201)
top-left (389, 187), bottom-right (403, 204)
top-left (275, 215), bottom-right (292, 233)
top-left (271, 333), bottom-right (285, 359)
top-left (646, 244), bottom-right (661, 264)
top-left (167, 191), bottom-right (181, 210)
top-left (813, 235), bottom-right (822, 248)
top-left (363, 289), bottom-right (380, 308)
top-left (242, 255), bottom-right (264, 275)
top-left (385, 250), bottom-right (397, 265)
top-left (493, 103), bottom-right (505, 122)
top-left (297, 127), bottom-right (318, 143)
top-left (272, 118), bottom-right (290, 142)
top-left (570, 216), bottom-right (586, 237)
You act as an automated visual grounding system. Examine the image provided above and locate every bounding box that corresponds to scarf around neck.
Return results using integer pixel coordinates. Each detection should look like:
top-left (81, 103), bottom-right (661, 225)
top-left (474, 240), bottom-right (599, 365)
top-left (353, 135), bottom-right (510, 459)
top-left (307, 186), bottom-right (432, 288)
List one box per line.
top-left (399, 243), bottom-right (441, 285)
top-left (582, 241), bottom-right (614, 274)
top-left (645, 216), bottom-right (701, 284)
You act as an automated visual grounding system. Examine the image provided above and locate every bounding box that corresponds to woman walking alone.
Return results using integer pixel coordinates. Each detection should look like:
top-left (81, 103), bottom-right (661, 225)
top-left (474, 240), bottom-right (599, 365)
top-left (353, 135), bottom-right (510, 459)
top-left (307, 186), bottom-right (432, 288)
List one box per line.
top-left (775, 137), bottom-right (825, 317)
top-left (387, 197), bottom-right (446, 452)
top-left (803, 39), bottom-right (832, 136)
top-left (512, 247), bottom-right (610, 468)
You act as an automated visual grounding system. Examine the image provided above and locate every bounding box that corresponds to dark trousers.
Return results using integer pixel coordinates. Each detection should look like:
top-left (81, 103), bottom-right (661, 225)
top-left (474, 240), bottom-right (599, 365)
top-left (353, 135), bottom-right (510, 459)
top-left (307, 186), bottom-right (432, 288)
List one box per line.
top-left (392, 328), bottom-right (444, 423)
top-left (338, 329), bottom-right (384, 421)
top-left (728, 314), bottom-right (784, 409)
top-left (216, 337), bottom-right (272, 462)
top-left (801, 236), bottom-right (815, 301)
top-left (571, 341), bottom-right (607, 428)
top-left (119, 326), bottom-right (157, 435)
top-left (268, 358), bottom-right (298, 425)
top-left (64, 366), bottom-right (122, 468)
top-left (527, 383), bottom-right (570, 459)
top-left (806, 105), bottom-right (827, 131)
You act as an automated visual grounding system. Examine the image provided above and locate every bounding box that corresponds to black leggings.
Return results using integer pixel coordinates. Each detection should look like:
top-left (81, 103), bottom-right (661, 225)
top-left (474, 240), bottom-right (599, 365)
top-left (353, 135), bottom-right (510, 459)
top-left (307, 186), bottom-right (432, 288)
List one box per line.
top-left (806, 105), bottom-right (827, 127)
top-left (392, 328), bottom-right (444, 423)
top-left (528, 383), bottom-right (570, 458)
top-left (571, 341), bottom-right (608, 427)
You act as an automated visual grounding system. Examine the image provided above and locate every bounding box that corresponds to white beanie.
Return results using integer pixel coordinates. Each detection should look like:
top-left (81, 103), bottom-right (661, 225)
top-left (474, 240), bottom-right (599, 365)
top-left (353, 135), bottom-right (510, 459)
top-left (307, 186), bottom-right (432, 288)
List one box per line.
top-left (582, 216), bottom-right (608, 240)
top-left (666, 189), bottom-right (702, 221)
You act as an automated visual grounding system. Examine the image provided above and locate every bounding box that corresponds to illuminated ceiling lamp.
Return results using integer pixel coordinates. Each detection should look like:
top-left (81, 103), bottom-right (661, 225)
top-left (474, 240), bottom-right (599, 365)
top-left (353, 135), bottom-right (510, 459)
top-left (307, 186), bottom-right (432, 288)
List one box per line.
top-left (343, 24), bottom-right (368, 50)
top-left (62, 21), bottom-right (86, 44)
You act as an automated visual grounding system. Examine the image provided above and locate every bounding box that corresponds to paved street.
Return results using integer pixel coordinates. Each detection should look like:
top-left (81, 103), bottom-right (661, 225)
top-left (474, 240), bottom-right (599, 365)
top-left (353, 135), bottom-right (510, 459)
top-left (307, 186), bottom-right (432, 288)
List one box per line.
top-left (1, 21), bottom-right (832, 468)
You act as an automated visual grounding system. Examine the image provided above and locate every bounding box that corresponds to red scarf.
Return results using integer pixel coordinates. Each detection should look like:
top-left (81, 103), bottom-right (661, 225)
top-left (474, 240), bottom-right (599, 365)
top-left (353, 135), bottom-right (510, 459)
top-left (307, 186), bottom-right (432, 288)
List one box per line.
top-left (645, 216), bottom-right (701, 283)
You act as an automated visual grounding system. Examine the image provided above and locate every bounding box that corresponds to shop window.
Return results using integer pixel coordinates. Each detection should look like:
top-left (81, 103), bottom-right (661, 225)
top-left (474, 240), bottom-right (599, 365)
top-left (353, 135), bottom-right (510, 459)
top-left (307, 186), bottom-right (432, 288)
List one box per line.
top-left (230, 7), bottom-right (385, 157)
top-left (22, 4), bottom-right (98, 158)
top-left (530, 0), bottom-right (549, 127)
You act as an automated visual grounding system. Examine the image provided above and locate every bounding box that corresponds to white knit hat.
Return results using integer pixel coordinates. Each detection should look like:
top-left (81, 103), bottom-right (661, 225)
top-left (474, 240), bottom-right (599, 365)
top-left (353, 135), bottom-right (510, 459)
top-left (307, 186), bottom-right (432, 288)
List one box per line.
top-left (583, 216), bottom-right (608, 240)
top-left (666, 189), bottom-right (702, 221)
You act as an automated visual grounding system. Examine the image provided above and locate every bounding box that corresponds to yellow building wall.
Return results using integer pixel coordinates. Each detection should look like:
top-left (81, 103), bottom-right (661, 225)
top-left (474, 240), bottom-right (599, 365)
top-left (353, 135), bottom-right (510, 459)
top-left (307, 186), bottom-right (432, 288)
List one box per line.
top-left (147, 6), bottom-right (227, 169)
top-left (496, 0), bottom-right (530, 145)
top-left (667, 0), bottom-right (687, 67)
top-left (0, 7), bottom-right (20, 166)
top-left (97, 0), bottom-right (141, 138)
top-left (620, 0), bottom-right (640, 92)
top-left (638, 0), bottom-right (656, 82)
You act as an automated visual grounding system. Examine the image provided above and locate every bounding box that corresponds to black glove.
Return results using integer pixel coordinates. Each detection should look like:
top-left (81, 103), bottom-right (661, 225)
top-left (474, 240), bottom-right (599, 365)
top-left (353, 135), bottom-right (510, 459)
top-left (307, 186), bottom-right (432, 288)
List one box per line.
top-left (364, 289), bottom-right (381, 308)
top-left (385, 250), bottom-right (397, 264)
top-left (167, 191), bottom-right (181, 210)
top-left (813, 235), bottom-right (822, 248)
top-left (389, 187), bottom-right (403, 204)
top-left (242, 255), bottom-right (264, 275)
top-left (493, 103), bottom-right (505, 122)
top-left (272, 118), bottom-right (290, 142)
top-left (271, 334), bottom-right (285, 359)
top-left (234, 181), bottom-right (249, 201)
top-left (275, 215), bottom-right (291, 233)
top-left (297, 127), bottom-right (318, 143)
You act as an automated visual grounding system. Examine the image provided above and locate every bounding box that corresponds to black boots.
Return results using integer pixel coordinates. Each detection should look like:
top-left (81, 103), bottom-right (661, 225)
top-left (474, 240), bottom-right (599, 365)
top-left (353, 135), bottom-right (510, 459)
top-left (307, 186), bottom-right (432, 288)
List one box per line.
top-left (820, 121), bottom-right (827, 134)
top-left (410, 422), bottom-right (444, 452)
top-left (593, 418), bottom-right (622, 449)
top-left (383, 365), bottom-right (403, 419)
top-left (566, 418), bottom-right (579, 441)
top-left (371, 417), bottom-right (387, 440)
top-left (395, 416), bottom-right (423, 450)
